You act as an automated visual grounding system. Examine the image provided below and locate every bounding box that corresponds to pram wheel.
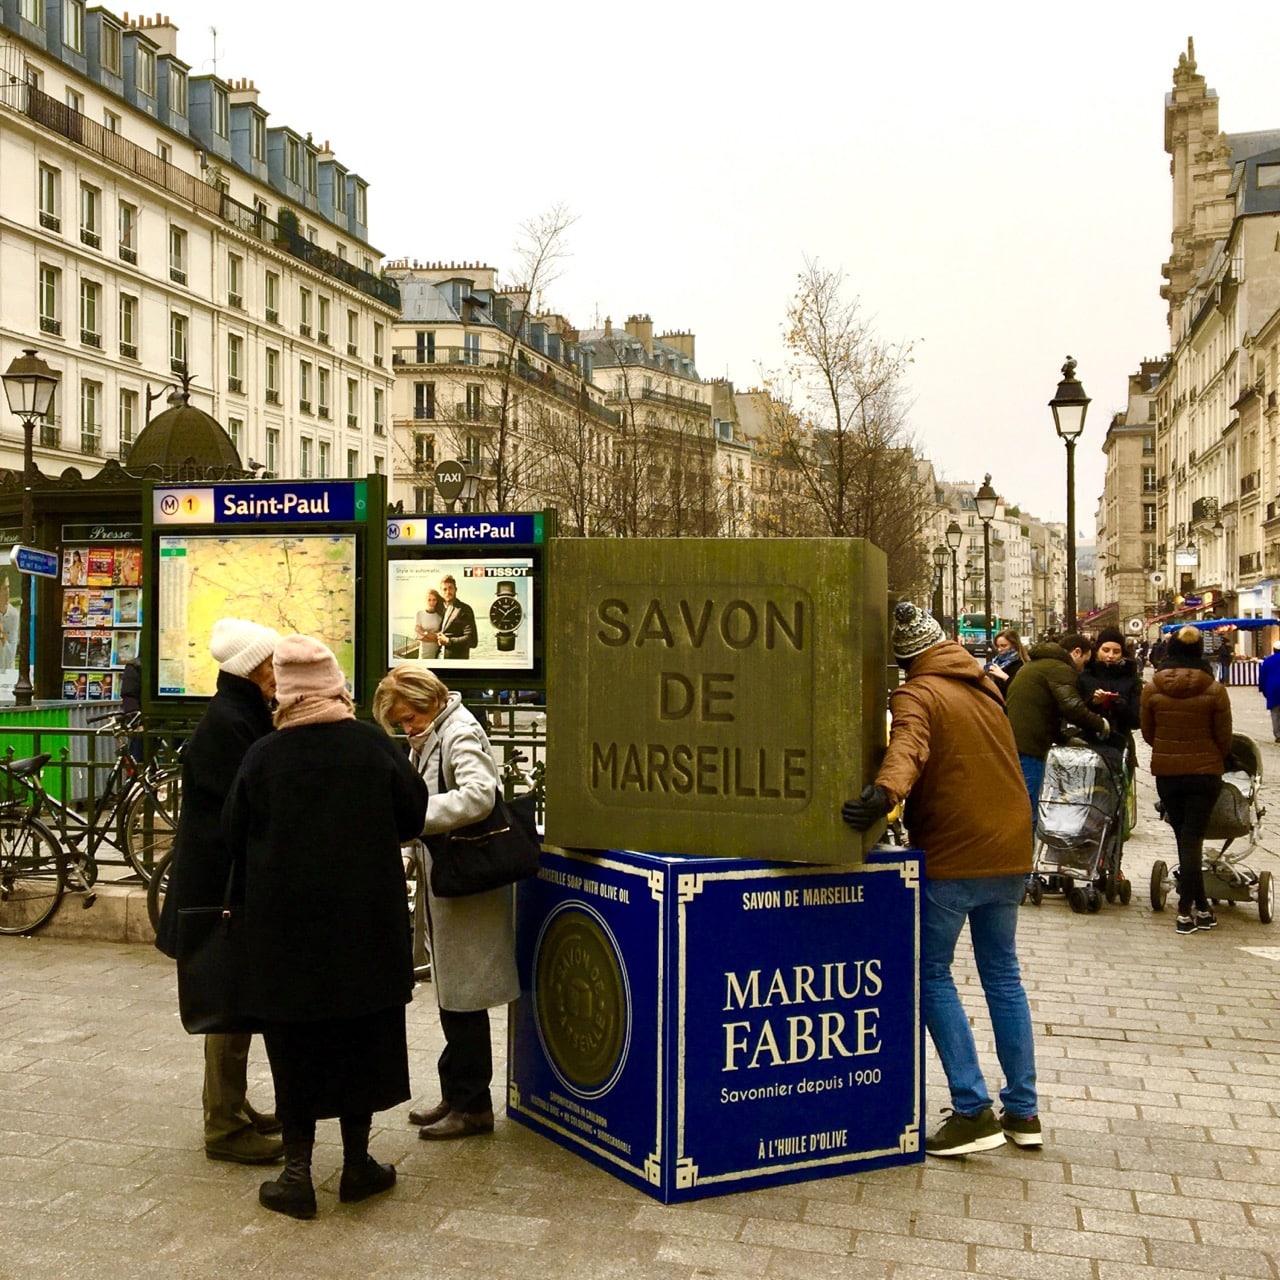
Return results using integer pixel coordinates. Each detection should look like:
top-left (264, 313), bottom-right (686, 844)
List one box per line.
top-left (1067, 885), bottom-right (1088, 913)
top-left (1086, 889), bottom-right (1102, 913)
top-left (1101, 869), bottom-right (1117, 903)
top-left (1260, 870), bottom-right (1274, 924)
top-left (1150, 860), bottom-right (1169, 911)
top-left (1117, 877), bottom-right (1132, 906)
top-left (1027, 878), bottom-right (1043, 906)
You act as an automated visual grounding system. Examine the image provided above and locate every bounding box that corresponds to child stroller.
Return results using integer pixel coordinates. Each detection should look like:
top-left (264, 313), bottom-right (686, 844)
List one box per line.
top-left (1150, 733), bottom-right (1272, 923)
top-left (1026, 742), bottom-right (1130, 912)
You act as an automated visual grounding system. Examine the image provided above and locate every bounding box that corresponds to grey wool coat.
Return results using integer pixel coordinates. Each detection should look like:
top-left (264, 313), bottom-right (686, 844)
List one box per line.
top-left (415, 693), bottom-right (521, 1012)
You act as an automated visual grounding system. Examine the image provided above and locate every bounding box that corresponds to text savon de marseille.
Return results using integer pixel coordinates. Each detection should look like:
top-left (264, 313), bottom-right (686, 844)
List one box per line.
top-left (589, 593), bottom-right (810, 800)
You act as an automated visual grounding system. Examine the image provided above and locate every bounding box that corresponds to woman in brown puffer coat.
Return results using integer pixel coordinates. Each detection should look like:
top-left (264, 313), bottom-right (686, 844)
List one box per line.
top-left (1140, 625), bottom-right (1232, 934)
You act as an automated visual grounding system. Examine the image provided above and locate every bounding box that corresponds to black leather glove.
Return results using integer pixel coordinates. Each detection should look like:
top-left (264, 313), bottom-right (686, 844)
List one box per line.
top-left (841, 784), bottom-right (891, 831)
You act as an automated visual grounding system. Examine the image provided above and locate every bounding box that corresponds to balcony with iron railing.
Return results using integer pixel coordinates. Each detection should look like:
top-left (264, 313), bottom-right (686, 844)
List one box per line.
top-left (18, 85), bottom-right (400, 312)
top-left (1191, 495), bottom-right (1219, 524)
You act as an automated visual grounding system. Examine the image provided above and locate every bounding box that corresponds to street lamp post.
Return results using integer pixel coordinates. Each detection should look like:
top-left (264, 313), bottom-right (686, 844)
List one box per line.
top-left (1049, 356), bottom-right (1090, 634)
top-left (931, 544), bottom-right (949, 624)
top-left (2, 349), bottom-right (60, 707)
top-left (945, 519), bottom-right (963, 641)
top-left (975, 474), bottom-right (998, 651)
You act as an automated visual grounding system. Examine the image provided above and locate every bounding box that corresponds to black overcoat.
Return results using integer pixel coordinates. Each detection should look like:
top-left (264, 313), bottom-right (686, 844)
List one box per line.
top-left (222, 718), bottom-right (428, 1023)
top-left (154, 671), bottom-right (272, 958)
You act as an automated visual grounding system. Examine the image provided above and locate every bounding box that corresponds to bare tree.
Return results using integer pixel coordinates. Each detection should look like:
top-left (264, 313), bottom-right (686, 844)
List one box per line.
top-left (763, 258), bottom-right (930, 592)
top-left (488, 204), bottom-right (577, 511)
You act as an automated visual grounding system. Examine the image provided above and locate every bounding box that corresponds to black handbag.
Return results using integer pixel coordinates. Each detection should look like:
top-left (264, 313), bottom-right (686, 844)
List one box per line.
top-left (175, 865), bottom-right (261, 1035)
top-left (427, 756), bottom-right (542, 898)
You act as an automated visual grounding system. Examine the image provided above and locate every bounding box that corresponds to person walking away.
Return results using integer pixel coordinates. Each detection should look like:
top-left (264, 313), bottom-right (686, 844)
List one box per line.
top-left (1004, 633), bottom-right (1111, 821)
top-left (984, 628), bottom-right (1028, 700)
top-left (372, 665), bottom-right (519, 1141)
top-left (155, 619), bottom-right (284, 1165)
top-left (224, 636), bottom-right (429, 1219)
top-left (1141, 625), bottom-right (1232, 934)
top-left (1258, 641), bottom-right (1280, 743)
top-left (841, 602), bottom-right (1040, 1156)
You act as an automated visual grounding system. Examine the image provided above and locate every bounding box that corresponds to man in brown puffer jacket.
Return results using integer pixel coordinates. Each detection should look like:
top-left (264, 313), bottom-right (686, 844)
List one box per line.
top-left (1141, 625), bottom-right (1232, 933)
top-left (842, 601), bottom-right (1039, 1158)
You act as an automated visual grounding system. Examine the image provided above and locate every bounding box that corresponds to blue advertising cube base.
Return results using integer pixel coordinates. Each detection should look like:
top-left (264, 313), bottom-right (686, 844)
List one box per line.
top-left (509, 846), bottom-right (924, 1203)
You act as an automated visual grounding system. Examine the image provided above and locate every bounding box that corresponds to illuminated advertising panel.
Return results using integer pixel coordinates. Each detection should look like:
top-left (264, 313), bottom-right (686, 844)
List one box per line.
top-left (388, 556), bottom-right (534, 672)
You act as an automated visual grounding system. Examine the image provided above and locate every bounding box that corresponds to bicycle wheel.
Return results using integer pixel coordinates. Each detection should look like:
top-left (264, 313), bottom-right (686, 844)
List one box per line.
top-left (0, 812), bottom-right (67, 935)
top-left (405, 842), bottom-right (431, 982)
top-left (146, 848), bottom-right (172, 936)
top-left (122, 770), bottom-right (181, 883)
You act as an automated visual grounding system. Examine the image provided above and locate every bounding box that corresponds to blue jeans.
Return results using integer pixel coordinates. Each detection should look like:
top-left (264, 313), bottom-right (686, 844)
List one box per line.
top-left (1018, 754), bottom-right (1045, 831)
top-left (923, 875), bottom-right (1038, 1118)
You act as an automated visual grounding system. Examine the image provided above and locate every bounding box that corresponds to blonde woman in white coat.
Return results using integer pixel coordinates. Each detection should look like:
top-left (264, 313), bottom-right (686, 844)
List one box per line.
top-left (373, 666), bottom-right (520, 1140)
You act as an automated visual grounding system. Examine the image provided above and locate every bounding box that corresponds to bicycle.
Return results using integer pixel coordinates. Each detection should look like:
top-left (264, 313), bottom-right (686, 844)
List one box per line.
top-left (0, 714), bottom-right (182, 935)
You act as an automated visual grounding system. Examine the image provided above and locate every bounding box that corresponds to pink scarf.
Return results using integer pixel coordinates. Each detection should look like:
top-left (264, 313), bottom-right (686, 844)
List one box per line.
top-left (272, 691), bottom-right (355, 730)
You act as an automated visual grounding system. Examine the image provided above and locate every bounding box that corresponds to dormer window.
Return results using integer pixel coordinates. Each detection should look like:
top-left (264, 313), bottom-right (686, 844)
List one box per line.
top-left (169, 67), bottom-right (188, 117)
top-left (286, 137), bottom-right (300, 184)
top-left (64, 0), bottom-right (84, 52)
top-left (101, 24), bottom-right (122, 74)
top-left (250, 113), bottom-right (266, 162)
top-left (213, 86), bottom-right (229, 139)
top-left (305, 151), bottom-right (318, 197)
top-left (136, 45), bottom-right (156, 97)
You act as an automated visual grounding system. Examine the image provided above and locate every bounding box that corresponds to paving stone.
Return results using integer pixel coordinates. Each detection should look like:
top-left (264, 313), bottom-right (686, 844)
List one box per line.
top-left (1, 686), bottom-right (1278, 1278)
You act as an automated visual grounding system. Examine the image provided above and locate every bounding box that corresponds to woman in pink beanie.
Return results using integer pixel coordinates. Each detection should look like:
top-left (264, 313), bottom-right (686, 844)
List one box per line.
top-left (223, 635), bottom-right (429, 1219)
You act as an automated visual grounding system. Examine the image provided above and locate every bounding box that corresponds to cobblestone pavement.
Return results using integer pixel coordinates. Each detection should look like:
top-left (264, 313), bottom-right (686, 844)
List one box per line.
top-left (2, 686), bottom-right (1279, 1279)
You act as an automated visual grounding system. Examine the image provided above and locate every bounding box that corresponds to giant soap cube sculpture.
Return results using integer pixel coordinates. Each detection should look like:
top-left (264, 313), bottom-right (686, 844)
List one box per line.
top-left (544, 538), bottom-right (888, 862)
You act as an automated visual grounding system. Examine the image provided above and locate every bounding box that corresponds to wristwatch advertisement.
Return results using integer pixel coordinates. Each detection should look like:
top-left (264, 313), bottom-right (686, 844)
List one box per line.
top-left (489, 579), bottom-right (523, 652)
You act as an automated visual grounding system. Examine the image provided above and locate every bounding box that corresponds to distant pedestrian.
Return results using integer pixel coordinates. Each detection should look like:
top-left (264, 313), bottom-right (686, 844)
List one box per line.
top-left (984, 628), bottom-right (1028, 700)
top-left (841, 602), bottom-right (1039, 1157)
top-left (1216, 631), bottom-right (1235, 684)
top-left (1258, 641), bottom-right (1280, 743)
top-left (1004, 634), bottom-right (1111, 820)
top-left (1141, 625), bottom-right (1232, 935)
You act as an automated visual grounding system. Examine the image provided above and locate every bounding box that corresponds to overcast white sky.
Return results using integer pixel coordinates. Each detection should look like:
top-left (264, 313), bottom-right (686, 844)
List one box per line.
top-left (151, 1), bottom-right (1280, 533)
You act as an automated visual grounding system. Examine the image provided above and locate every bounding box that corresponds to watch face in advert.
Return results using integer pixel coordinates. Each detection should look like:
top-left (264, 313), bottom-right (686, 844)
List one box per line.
top-left (388, 557), bottom-right (534, 669)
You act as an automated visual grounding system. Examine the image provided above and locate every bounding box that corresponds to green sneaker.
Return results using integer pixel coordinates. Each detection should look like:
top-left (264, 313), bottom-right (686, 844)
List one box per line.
top-left (925, 1107), bottom-right (1004, 1157)
top-left (1000, 1111), bottom-right (1043, 1148)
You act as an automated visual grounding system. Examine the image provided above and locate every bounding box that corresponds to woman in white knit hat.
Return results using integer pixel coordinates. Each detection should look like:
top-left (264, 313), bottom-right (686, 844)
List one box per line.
top-left (155, 617), bottom-right (283, 1168)
top-left (224, 635), bottom-right (429, 1219)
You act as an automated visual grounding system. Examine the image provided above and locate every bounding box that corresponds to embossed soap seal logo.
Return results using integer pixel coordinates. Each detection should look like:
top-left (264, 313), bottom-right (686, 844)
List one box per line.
top-left (534, 902), bottom-right (631, 1098)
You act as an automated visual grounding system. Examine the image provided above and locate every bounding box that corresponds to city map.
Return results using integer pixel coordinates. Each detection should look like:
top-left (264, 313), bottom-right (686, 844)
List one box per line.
top-left (157, 533), bottom-right (357, 696)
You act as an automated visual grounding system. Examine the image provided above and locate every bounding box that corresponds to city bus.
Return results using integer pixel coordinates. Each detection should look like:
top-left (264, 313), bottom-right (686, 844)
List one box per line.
top-left (957, 613), bottom-right (1013, 658)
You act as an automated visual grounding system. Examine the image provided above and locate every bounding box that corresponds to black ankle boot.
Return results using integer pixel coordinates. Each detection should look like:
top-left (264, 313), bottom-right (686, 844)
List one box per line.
top-left (338, 1118), bottom-right (395, 1204)
top-left (339, 1153), bottom-right (397, 1203)
top-left (259, 1141), bottom-right (316, 1220)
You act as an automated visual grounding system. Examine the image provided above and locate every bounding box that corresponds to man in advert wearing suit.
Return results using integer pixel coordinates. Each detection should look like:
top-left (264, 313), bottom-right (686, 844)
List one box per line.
top-left (435, 574), bottom-right (477, 659)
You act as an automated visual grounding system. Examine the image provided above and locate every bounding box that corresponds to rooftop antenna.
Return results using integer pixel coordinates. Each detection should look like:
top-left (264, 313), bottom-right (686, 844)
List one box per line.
top-left (206, 25), bottom-right (221, 78)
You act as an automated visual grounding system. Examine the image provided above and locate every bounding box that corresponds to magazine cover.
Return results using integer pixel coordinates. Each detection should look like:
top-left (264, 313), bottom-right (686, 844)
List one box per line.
top-left (86, 589), bottom-right (114, 627)
top-left (62, 631), bottom-right (89, 667)
top-left (112, 547), bottom-right (142, 587)
top-left (62, 548), bottom-right (87, 586)
top-left (86, 671), bottom-right (114, 700)
top-left (62, 672), bottom-right (87, 700)
top-left (86, 547), bottom-right (115, 587)
top-left (62, 591), bottom-right (89, 627)
top-left (86, 631), bottom-right (114, 668)
top-left (112, 630), bottom-right (140, 665)
top-left (113, 589), bottom-right (140, 626)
